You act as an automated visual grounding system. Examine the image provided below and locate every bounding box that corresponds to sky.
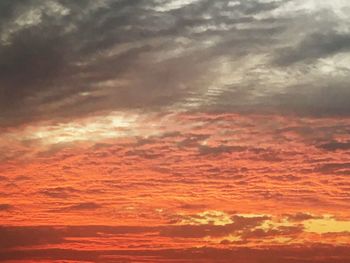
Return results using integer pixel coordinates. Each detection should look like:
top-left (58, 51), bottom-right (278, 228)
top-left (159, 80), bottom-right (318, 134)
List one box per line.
top-left (0, 0), bottom-right (350, 262)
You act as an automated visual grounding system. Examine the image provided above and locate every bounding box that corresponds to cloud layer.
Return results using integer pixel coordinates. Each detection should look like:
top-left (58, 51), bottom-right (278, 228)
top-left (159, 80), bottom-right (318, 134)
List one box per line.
top-left (1, 0), bottom-right (350, 127)
top-left (1, 0), bottom-right (350, 262)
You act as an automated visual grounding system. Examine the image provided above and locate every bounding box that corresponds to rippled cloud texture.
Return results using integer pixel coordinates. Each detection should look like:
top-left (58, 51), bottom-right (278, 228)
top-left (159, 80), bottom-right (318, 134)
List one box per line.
top-left (1, 0), bottom-right (350, 262)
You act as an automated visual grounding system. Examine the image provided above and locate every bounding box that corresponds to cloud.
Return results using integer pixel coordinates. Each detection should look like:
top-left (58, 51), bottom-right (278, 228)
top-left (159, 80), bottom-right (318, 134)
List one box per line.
top-left (319, 141), bottom-right (350, 151)
top-left (160, 214), bottom-right (268, 238)
top-left (273, 32), bottom-right (350, 66)
top-left (0, 204), bottom-right (13, 211)
top-left (1, 212), bottom-right (350, 261)
top-left (1, 1), bottom-right (350, 261)
top-left (285, 212), bottom-right (319, 222)
top-left (239, 225), bottom-right (303, 241)
top-left (1, 0), bottom-right (350, 128)
top-left (1, 244), bottom-right (350, 262)
top-left (0, 176), bottom-right (8, 181)
top-left (39, 186), bottom-right (79, 198)
top-left (198, 144), bottom-right (246, 156)
top-left (316, 162), bottom-right (350, 175)
top-left (0, 226), bottom-right (64, 249)
top-left (264, 80), bottom-right (350, 117)
top-left (61, 202), bottom-right (102, 211)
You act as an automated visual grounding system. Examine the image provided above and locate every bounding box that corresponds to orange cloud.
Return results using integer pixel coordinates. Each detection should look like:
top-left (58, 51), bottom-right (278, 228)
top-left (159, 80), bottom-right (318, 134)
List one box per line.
top-left (1, 112), bottom-right (349, 261)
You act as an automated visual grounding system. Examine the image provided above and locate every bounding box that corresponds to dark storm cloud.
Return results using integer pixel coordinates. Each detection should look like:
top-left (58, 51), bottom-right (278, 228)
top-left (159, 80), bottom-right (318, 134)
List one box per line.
top-left (1, 0), bottom-right (350, 127)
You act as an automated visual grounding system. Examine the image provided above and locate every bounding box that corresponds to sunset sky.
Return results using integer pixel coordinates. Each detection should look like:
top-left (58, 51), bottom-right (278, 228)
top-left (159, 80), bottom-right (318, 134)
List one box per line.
top-left (1, 0), bottom-right (350, 262)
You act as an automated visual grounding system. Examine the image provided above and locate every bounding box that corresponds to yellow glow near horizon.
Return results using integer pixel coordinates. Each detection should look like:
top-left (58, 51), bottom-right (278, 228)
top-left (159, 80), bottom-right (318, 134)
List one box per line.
top-left (304, 216), bottom-right (350, 234)
top-left (179, 210), bottom-right (234, 226)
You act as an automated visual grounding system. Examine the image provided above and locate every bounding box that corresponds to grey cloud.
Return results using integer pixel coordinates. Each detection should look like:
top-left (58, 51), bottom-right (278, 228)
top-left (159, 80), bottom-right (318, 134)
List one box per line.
top-left (0, 0), bottom-right (179, 126)
top-left (0, 0), bottom-right (289, 127)
top-left (213, 77), bottom-right (350, 117)
top-left (316, 162), bottom-right (350, 175)
top-left (273, 32), bottom-right (350, 66)
top-left (1, 0), bottom-right (350, 127)
top-left (266, 81), bottom-right (350, 117)
top-left (319, 141), bottom-right (350, 151)
top-left (198, 144), bottom-right (246, 155)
